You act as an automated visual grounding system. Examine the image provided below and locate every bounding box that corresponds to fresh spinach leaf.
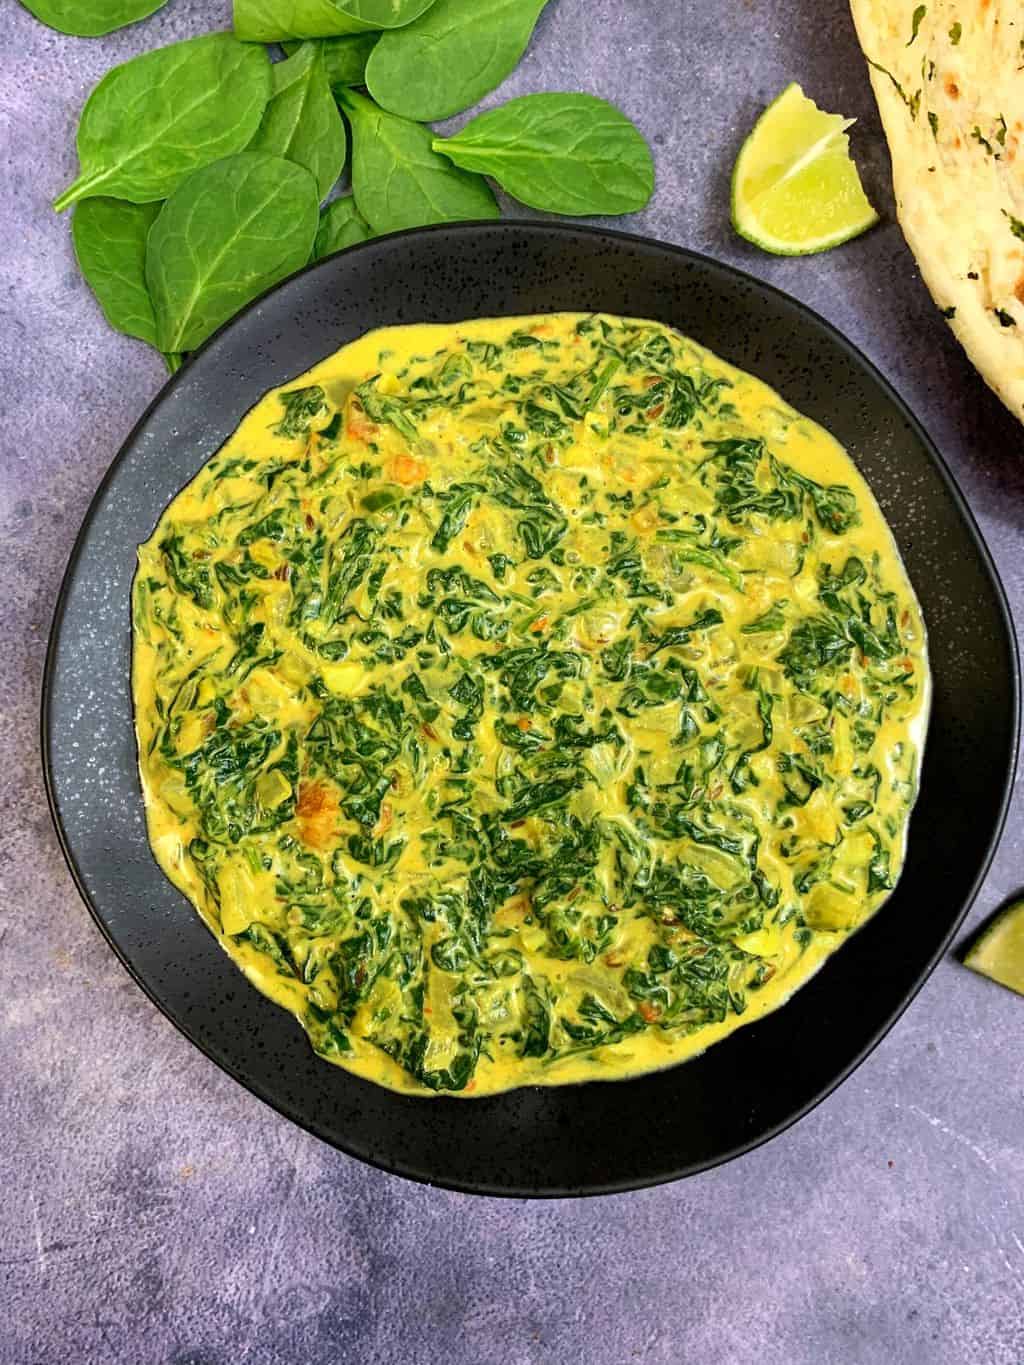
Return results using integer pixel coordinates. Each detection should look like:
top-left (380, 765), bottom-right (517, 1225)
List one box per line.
top-left (314, 195), bottom-right (374, 258)
top-left (72, 197), bottom-right (182, 372)
top-left (234, 0), bottom-right (437, 42)
top-left (71, 197), bottom-right (160, 346)
top-left (283, 33), bottom-right (379, 88)
top-left (146, 151), bottom-right (319, 354)
top-left (433, 92), bottom-right (654, 216)
top-left (71, 197), bottom-right (185, 374)
top-left (365, 0), bottom-right (549, 121)
top-left (341, 88), bottom-right (498, 233)
top-left (20, 0), bottom-right (168, 36)
top-left (235, 0), bottom-right (351, 40)
top-left (54, 33), bottom-right (272, 212)
top-left (249, 43), bottom-right (346, 201)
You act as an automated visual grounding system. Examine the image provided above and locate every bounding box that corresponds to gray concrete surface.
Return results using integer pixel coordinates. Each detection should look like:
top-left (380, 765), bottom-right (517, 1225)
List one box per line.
top-left (2, 2), bottom-right (1023, 1362)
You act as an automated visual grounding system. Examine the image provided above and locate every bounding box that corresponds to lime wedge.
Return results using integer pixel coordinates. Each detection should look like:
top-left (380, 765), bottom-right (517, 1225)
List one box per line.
top-left (731, 82), bottom-right (879, 255)
top-left (964, 899), bottom-right (1024, 997)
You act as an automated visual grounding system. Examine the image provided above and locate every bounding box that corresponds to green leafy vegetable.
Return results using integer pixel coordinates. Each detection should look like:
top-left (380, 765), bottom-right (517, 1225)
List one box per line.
top-left (355, 376), bottom-right (421, 441)
top-left (54, 33), bottom-right (272, 212)
top-left (741, 603), bottom-right (787, 634)
top-left (341, 88), bottom-right (498, 233)
top-left (431, 485), bottom-right (482, 552)
top-left (433, 92), bottom-right (654, 216)
top-left (314, 195), bottom-right (374, 258)
top-left (249, 43), bottom-right (346, 201)
top-left (71, 197), bottom-right (160, 346)
top-left (159, 531), bottom-right (213, 609)
top-left (700, 437), bottom-right (859, 535)
top-left (234, 0), bottom-right (437, 42)
top-left (517, 979), bottom-right (551, 1057)
top-left (146, 151), bottom-right (319, 354)
top-left (366, 0), bottom-right (549, 121)
top-left (20, 0), bottom-right (168, 36)
top-left (655, 531), bottom-right (745, 591)
top-left (274, 384), bottom-right (329, 436)
top-left (283, 33), bottom-right (379, 89)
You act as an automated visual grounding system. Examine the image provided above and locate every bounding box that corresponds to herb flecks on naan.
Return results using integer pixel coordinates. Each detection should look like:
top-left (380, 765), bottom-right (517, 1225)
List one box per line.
top-left (133, 313), bottom-right (929, 1097)
top-left (850, 0), bottom-right (1024, 419)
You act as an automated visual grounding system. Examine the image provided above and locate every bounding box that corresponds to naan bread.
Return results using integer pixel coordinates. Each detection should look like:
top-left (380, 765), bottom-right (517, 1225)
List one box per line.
top-left (850, 1), bottom-right (1024, 420)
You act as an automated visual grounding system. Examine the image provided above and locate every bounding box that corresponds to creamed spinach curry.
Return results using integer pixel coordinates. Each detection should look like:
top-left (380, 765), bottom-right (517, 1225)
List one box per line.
top-left (132, 313), bottom-right (929, 1096)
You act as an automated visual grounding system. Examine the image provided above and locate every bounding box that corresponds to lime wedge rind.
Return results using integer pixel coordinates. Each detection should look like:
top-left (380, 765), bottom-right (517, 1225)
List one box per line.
top-left (731, 82), bottom-right (879, 257)
top-left (964, 898), bottom-right (1024, 998)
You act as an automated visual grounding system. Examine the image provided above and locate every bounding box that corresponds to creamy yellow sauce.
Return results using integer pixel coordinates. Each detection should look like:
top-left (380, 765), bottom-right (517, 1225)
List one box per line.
top-left (132, 313), bottom-right (929, 1096)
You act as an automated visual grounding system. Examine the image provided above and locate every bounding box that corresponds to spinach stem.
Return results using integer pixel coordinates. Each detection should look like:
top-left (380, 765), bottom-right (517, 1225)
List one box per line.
top-left (53, 169), bottom-right (111, 213)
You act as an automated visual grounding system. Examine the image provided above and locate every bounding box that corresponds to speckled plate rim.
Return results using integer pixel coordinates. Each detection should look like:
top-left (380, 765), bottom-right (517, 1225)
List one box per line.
top-left (41, 221), bottom-right (1020, 1197)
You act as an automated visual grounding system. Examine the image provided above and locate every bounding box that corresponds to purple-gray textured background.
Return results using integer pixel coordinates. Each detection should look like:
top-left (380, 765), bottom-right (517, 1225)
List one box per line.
top-left (2, 3), bottom-right (1023, 1362)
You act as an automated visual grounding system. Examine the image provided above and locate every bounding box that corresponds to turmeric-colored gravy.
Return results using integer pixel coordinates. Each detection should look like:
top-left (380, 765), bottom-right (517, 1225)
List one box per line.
top-left (133, 314), bottom-right (929, 1096)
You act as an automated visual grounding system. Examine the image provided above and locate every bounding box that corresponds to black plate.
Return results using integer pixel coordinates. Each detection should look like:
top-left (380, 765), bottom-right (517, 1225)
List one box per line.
top-left (43, 223), bottom-right (1019, 1196)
